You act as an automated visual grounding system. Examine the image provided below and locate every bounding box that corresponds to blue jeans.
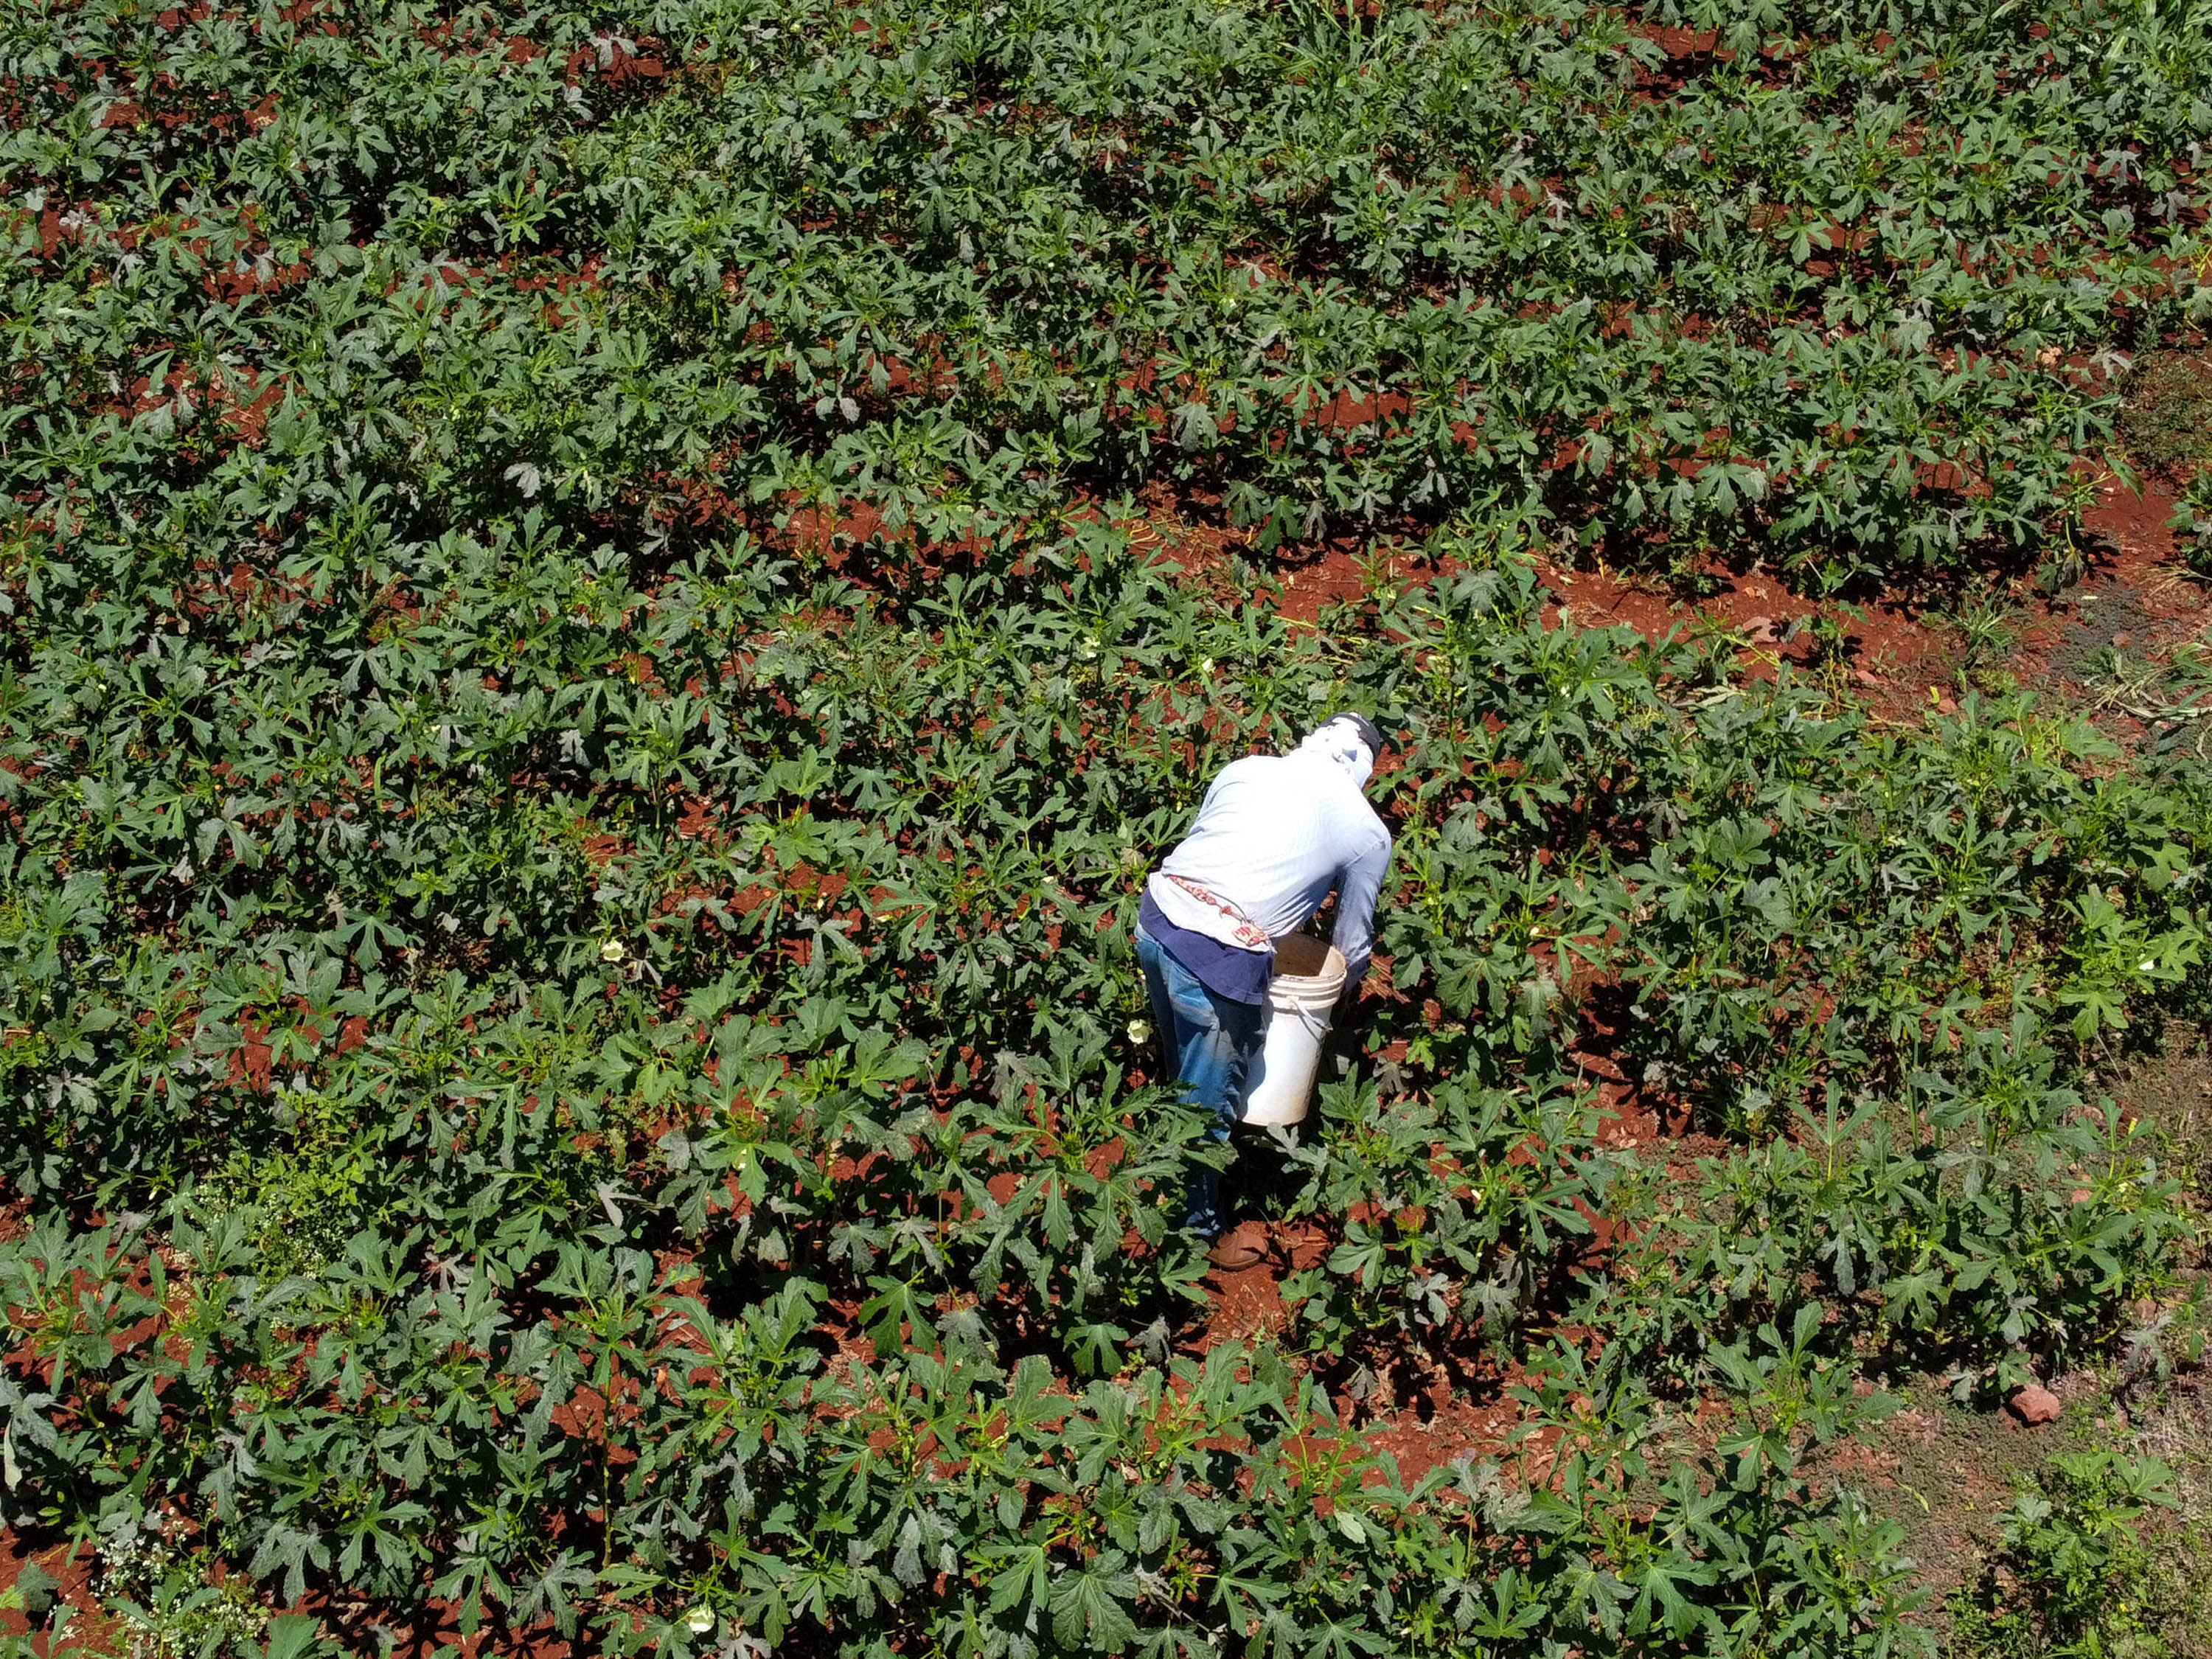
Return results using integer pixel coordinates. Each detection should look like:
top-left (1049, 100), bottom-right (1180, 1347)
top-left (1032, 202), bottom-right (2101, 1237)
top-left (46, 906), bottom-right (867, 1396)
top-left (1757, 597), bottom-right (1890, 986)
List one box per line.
top-left (1135, 923), bottom-right (1264, 1238)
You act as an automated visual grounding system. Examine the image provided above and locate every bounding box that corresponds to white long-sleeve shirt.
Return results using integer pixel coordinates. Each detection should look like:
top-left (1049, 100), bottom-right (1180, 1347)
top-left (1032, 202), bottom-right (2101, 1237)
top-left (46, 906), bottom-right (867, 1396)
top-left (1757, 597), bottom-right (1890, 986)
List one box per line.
top-left (1146, 748), bottom-right (1394, 983)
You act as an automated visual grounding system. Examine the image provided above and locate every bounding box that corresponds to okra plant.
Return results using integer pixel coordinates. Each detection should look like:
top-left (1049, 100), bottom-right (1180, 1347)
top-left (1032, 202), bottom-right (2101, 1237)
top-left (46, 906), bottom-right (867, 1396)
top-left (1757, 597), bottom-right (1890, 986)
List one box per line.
top-left (1, 0), bottom-right (2208, 1649)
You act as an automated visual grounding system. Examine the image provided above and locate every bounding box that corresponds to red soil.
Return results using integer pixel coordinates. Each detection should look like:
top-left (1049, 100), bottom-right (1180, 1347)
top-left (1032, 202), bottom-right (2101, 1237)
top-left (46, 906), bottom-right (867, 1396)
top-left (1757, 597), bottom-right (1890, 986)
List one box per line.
top-left (0, 1534), bottom-right (108, 1658)
top-left (1242, 467), bottom-right (2205, 728)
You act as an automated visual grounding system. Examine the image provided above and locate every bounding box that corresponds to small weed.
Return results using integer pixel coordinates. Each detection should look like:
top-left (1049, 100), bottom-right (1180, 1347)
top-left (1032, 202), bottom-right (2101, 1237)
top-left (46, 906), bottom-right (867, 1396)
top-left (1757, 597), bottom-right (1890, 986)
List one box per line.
top-left (1950, 588), bottom-right (2023, 677)
top-left (98, 1520), bottom-right (271, 1659)
top-left (2118, 355), bottom-right (2212, 481)
top-left (1945, 1451), bottom-right (2197, 1659)
top-left (195, 1088), bottom-right (377, 1279)
top-left (2174, 472), bottom-right (2212, 580)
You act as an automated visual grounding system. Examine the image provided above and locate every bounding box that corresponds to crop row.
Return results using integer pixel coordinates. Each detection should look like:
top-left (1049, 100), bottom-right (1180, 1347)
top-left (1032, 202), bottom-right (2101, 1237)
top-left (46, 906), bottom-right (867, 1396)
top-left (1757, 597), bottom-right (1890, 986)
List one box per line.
top-left (3, 0), bottom-right (2208, 597)
top-left (4, 516), bottom-right (2205, 1648)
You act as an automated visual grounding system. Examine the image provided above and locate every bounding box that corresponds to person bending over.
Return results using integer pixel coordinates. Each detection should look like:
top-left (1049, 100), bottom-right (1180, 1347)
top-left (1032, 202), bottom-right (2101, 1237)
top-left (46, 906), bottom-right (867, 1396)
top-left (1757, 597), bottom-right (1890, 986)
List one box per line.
top-left (1134, 713), bottom-right (1394, 1269)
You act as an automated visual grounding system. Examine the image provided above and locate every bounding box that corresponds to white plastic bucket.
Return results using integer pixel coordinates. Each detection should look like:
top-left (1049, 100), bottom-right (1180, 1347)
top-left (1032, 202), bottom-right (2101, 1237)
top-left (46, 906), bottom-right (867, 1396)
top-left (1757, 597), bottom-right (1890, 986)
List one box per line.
top-left (1239, 933), bottom-right (1346, 1127)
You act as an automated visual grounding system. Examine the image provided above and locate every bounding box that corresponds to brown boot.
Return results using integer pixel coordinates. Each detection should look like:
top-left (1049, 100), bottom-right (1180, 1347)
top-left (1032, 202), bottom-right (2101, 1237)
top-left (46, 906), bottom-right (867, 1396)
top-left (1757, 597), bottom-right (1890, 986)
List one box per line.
top-left (1206, 1220), bottom-right (1271, 1271)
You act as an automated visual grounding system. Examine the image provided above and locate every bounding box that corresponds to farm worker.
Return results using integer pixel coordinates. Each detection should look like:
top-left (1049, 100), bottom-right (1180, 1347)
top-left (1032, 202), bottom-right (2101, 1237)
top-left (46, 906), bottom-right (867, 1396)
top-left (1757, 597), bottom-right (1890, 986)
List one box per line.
top-left (1133, 712), bottom-right (1393, 1269)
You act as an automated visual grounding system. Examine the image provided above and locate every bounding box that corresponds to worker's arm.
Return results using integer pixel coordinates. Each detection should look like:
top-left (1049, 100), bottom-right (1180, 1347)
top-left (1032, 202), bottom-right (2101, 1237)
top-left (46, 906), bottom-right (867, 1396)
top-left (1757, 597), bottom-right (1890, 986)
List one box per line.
top-left (1328, 823), bottom-right (1393, 992)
